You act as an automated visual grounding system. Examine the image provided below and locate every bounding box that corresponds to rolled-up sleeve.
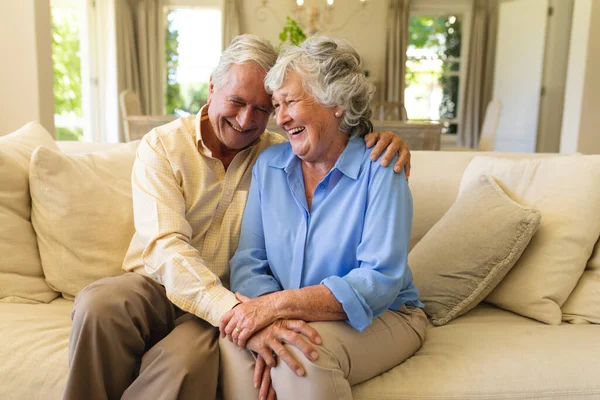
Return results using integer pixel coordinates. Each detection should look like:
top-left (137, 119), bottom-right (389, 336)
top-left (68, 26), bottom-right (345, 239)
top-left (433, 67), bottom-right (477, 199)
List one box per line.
top-left (322, 165), bottom-right (412, 331)
top-left (230, 168), bottom-right (283, 298)
top-left (131, 135), bottom-right (238, 327)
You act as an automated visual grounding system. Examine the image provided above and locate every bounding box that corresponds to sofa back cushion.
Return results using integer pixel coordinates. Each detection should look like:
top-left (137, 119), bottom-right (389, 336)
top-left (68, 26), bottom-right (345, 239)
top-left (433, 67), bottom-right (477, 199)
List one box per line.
top-left (57, 141), bottom-right (124, 154)
top-left (561, 240), bottom-right (600, 324)
top-left (460, 156), bottom-right (600, 324)
top-left (406, 151), bottom-right (477, 250)
top-left (0, 122), bottom-right (59, 303)
top-left (29, 142), bottom-right (139, 299)
top-left (407, 151), bottom-right (564, 250)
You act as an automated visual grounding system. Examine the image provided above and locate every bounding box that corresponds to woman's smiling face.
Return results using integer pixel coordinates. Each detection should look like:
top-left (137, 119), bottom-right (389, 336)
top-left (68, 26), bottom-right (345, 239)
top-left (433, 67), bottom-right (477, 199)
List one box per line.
top-left (272, 72), bottom-right (346, 164)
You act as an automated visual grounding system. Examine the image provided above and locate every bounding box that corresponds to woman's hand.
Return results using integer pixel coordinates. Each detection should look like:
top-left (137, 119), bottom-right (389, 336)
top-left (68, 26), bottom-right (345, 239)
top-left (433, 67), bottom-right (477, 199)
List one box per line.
top-left (246, 319), bottom-right (322, 377)
top-left (220, 292), bottom-right (281, 348)
top-left (364, 131), bottom-right (411, 178)
top-left (255, 355), bottom-right (276, 400)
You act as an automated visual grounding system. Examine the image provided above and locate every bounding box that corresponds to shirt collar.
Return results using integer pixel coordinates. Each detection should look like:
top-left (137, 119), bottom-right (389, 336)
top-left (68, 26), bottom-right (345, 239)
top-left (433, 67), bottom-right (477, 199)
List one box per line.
top-left (268, 136), bottom-right (364, 180)
top-left (267, 143), bottom-right (297, 170)
top-left (332, 137), bottom-right (363, 179)
top-left (194, 104), bottom-right (210, 154)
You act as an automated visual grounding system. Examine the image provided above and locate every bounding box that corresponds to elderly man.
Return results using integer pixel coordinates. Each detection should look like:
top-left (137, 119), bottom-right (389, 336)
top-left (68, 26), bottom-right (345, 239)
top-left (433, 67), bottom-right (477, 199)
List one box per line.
top-left (63, 34), bottom-right (411, 400)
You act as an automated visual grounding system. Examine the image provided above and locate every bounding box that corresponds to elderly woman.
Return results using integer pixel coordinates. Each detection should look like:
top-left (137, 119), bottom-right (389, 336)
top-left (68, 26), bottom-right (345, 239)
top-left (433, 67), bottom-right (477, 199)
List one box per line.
top-left (219, 36), bottom-right (426, 400)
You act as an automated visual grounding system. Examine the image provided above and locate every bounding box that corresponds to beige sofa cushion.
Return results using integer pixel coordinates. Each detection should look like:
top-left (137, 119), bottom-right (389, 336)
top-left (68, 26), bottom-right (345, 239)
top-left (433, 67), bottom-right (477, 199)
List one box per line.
top-left (0, 299), bottom-right (71, 400)
top-left (0, 122), bottom-right (59, 304)
top-left (460, 156), bottom-right (600, 325)
top-left (352, 304), bottom-right (600, 399)
top-left (562, 240), bottom-right (600, 324)
top-left (410, 175), bottom-right (541, 326)
top-left (29, 142), bottom-right (139, 299)
top-left (407, 151), bottom-right (562, 251)
top-left (57, 140), bottom-right (124, 154)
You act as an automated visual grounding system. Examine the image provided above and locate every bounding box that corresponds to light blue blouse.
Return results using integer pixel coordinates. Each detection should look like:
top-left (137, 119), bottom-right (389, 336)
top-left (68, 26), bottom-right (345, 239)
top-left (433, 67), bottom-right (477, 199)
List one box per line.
top-left (230, 137), bottom-right (422, 331)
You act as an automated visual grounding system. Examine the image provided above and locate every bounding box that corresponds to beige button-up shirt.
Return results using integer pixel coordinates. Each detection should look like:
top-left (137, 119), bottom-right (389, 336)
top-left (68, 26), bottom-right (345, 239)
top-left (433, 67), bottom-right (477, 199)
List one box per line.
top-left (122, 107), bottom-right (285, 327)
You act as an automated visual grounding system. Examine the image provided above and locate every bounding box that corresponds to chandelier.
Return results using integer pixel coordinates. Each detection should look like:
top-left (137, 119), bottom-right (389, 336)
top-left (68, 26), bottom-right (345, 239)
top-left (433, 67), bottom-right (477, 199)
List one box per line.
top-left (259, 0), bottom-right (369, 35)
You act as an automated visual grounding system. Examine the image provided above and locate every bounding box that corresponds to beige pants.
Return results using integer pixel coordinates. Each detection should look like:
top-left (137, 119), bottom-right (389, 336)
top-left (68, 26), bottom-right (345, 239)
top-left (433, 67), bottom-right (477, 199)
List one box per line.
top-left (220, 306), bottom-right (427, 400)
top-left (63, 272), bottom-right (220, 400)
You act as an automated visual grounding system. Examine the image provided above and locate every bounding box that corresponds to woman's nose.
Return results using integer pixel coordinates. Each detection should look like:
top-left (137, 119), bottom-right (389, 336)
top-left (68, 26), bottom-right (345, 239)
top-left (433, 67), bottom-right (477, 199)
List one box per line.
top-left (276, 105), bottom-right (291, 128)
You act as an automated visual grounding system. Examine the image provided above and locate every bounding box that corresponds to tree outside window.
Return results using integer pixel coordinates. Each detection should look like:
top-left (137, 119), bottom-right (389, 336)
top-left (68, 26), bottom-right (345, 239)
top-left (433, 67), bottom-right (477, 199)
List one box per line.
top-left (51, 0), bottom-right (84, 141)
top-left (405, 15), bottom-right (462, 134)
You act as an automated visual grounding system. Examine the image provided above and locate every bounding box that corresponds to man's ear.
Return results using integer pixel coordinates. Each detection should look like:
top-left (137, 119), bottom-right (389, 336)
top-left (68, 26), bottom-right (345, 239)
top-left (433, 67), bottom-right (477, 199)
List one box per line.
top-left (207, 74), bottom-right (215, 105)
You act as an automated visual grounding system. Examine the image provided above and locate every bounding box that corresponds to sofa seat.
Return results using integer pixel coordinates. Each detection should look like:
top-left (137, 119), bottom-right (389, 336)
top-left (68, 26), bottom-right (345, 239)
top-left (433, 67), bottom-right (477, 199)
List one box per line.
top-left (0, 299), bottom-right (71, 400)
top-left (2, 299), bottom-right (598, 400)
top-left (353, 304), bottom-right (600, 400)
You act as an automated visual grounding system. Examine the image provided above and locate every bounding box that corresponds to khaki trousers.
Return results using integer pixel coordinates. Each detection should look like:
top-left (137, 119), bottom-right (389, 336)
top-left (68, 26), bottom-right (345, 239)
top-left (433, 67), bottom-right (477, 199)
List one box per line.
top-left (63, 273), bottom-right (220, 400)
top-left (220, 306), bottom-right (427, 400)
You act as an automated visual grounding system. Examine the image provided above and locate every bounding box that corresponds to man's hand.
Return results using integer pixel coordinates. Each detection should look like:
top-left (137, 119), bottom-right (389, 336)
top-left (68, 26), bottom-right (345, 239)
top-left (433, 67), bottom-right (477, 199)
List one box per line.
top-left (220, 292), bottom-right (282, 348)
top-left (364, 131), bottom-right (411, 179)
top-left (255, 355), bottom-right (276, 400)
top-left (246, 319), bottom-right (322, 378)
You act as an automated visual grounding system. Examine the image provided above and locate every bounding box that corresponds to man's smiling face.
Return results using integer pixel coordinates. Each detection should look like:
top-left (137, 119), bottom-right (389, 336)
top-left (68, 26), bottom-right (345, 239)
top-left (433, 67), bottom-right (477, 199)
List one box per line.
top-left (206, 62), bottom-right (273, 152)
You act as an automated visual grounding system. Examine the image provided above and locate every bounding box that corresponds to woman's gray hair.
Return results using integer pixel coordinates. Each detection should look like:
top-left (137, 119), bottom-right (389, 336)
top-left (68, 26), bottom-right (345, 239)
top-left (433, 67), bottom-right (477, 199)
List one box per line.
top-left (212, 34), bottom-right (278, 88)
top-left (265, 36), bottom-right (374, 137)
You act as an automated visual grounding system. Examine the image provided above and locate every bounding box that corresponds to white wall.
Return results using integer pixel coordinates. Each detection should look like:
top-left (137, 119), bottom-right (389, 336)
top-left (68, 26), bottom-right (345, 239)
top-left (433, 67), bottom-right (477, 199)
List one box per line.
top-left (560, 0), bottom-right (600, 154)
top-left (0, 1), bottom-right (54, 136)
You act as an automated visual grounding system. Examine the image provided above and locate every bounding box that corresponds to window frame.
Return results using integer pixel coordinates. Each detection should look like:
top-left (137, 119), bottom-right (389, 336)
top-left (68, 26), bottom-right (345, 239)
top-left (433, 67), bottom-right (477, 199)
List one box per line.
top-left (407, 0), bottom-right (473, 134)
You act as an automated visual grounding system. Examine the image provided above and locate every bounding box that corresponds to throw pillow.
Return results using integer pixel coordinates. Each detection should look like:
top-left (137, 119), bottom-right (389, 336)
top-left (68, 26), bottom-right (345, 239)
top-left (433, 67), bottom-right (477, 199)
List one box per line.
top-left (0, 122), bottom-right (59, 303)
top-left (29, 142), bottom-right (139, 299)
top-left (409, 175), bottom-right (541, 326)
top-left (561, 239), bottom-right (600, 324)
top-left (460, 156), bottom-right (600, 324)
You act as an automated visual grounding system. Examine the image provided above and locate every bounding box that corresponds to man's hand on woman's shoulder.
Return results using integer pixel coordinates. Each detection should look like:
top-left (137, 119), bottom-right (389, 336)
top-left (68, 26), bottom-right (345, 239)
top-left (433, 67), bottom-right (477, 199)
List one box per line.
top-left (364, 131), bottom-right (411, 178)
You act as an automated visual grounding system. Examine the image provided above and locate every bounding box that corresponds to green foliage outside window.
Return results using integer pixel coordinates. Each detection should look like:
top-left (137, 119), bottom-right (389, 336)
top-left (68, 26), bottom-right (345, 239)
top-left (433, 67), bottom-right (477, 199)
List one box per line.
top-left (440, 17), bottom-right (461, 132)
top-left (405, 16), bottom-right (446, 87)
top-left (55, 127), bottom-right (83, 141)
top-left (408, 16), bottom-right (447, 49)
top-left (182, 82), bottom-right (209, 115)
top-left (406, 16), bottom-right (461, 132)
top-left (51, 6), bottom-right (83, 141)
top-left (165, 16), bottom-right (184, 115)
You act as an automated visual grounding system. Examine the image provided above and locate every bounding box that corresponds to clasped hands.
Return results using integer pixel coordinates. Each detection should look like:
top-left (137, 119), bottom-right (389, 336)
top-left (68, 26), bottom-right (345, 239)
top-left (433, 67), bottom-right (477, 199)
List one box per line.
top-left (219, 292), bottom-right (322, 400)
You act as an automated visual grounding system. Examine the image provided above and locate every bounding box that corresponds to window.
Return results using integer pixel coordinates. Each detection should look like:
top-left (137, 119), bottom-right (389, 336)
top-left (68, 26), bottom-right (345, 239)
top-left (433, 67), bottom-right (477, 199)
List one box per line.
top-left (405, 4), bottom-right (470, 135)
top-left (51, 0), bottom-right (84, 141)
top-left (165, 3), bottom-right (222, 115)
top-left (51, 0), bottom-right (111, 142)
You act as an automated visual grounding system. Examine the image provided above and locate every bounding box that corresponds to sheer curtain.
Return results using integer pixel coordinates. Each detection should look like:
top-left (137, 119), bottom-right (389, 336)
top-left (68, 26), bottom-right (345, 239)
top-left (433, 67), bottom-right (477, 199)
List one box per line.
top-left (459, 0), bottom-right (499, 148)
top-left (84, 0), bottom-right (120, 143)
top-left (115, 0), bottom-right (164, 142)
top-left (222, 0), bottom-right (241, 50)
top-left (383, 0), bottom-right (410, 114)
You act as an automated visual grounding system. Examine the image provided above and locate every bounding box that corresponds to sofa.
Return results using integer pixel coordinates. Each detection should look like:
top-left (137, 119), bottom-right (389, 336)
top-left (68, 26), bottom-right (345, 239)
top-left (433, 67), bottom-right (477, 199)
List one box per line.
top-left (1, 122), bottom-right (599, 400)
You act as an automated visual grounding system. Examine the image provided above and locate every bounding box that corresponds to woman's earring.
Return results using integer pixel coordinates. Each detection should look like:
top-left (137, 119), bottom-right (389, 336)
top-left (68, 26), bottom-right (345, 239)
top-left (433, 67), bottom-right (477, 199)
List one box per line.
top-left (335, 112), bottom-right (341, 117)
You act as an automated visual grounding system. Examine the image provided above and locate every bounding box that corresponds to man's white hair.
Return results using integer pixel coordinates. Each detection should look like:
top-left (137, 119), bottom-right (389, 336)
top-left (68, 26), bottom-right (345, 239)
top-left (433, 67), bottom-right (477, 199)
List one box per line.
top-left (265, 35), bottom-right (374, 137)
top-left (212, 34), bottom-right (278, 88)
